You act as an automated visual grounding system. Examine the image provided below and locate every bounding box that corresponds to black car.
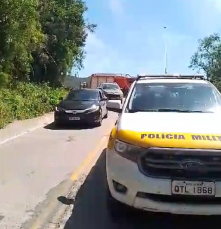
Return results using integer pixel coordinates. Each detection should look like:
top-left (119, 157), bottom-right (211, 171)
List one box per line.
top-left (54, 89), bottom-right (108, 126)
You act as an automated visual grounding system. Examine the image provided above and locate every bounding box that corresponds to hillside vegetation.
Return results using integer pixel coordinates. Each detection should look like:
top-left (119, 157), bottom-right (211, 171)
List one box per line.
top-left (0, 0), bottom-right (96, 128)
top-left (189, 33), bottom-right (221, 91)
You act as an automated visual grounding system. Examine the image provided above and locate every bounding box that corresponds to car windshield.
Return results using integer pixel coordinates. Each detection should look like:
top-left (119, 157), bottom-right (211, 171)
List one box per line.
top-left (65, 90), bottom-right (98, 101)
top-left (127, 82), bottom-right (221, 113)
top-left (102, 84), bottom-right (119, 90)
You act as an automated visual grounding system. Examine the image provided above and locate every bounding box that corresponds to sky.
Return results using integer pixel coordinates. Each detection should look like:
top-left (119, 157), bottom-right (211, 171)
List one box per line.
top-left (73, 0), bottom-right (221, 77)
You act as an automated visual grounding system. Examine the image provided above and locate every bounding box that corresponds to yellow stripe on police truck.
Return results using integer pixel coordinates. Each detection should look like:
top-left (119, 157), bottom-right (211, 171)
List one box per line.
top-left (114, 130), bottom-right (221, 149)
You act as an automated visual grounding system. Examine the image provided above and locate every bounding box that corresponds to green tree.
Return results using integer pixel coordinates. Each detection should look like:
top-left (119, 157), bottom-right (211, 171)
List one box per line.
top-left (0, 0), bottom-right (96, 87)
top-left (31, 0), bottom-right (96, 86)
top-left (0, 0), bottom-right (44, 85)
top-left (189, 33), bottom-right (221, 83)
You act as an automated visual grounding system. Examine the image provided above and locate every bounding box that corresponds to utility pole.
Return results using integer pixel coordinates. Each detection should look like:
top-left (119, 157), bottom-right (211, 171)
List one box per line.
top-left (164, 26), bottom-right (168, 74)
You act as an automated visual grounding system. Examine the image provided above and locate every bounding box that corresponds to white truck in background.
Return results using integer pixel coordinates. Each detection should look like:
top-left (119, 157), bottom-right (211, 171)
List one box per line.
top-left (89, 73), bottom-right (116, 89)
top-left (89, 73), bottom-right (127, 108)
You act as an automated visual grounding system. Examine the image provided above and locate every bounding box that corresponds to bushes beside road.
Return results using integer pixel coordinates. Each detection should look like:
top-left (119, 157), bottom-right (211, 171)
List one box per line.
top-left (0, 83), bottom-right (67, 128)
top-left (0, 0), bottom-right (96, 128)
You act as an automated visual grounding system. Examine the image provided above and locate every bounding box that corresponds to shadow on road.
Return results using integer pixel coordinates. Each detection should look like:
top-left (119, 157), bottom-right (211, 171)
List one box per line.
top-left (44, 122), bottom-right (96, 130)
top-left (61, 150), bottom-right (221, 229)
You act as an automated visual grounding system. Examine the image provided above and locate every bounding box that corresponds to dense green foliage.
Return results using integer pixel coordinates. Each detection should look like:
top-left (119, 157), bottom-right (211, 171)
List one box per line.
top-left (189, 33), bottom-right (221, 87)
top-left (0, 0), bottom-right (96, 128)
top-left (0, 0), bottom-right (96, 86)
top-left (0, 82), bottom-right (67, 128)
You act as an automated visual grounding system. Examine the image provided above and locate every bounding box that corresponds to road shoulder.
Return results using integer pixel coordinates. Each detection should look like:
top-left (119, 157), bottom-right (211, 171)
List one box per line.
top-left (0, 112), bottom-right (54, 145)
top-left (45, 127), bottom-right (111, 229)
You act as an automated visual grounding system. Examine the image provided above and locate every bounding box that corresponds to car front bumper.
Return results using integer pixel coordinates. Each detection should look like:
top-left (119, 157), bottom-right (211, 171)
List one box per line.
top-left (54, 109), bottom-right (101, 124)
top-left (105, 94), bottom-right (123, 100)
top-left (106, 149), bottom-right (221, 215)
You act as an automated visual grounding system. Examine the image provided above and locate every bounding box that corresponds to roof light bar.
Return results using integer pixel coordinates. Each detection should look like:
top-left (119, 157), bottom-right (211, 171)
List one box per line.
top-left (136, 74), bottom-right (205, 80)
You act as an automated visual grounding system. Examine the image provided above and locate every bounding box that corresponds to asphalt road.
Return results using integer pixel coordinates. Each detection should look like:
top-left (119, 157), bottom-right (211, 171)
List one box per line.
top-left (0, 111), bottom-right (118, 229)
top-left (1, 109), bottom-right (221, 229)
top-left (59, 150), bottom-right (221, 229)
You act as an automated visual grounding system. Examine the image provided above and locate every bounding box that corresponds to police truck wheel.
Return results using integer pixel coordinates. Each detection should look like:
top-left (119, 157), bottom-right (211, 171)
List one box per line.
top-left (95, 110), bottom-right (102, 127)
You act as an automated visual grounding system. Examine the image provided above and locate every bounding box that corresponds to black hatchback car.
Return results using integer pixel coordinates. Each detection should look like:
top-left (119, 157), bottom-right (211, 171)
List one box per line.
top-left (54, 89), bottom-right (108, 126)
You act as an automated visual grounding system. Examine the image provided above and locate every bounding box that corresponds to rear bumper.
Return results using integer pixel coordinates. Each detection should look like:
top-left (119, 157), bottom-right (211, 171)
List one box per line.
top-left (54, 110), bottom-right (100, 124)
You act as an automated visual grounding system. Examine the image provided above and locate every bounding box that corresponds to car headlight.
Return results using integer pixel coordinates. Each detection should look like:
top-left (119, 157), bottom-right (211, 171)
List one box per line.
top-left (114, 139), bottom-right (144, 162)
top-left (87, 104), bottom-right (99, 113)
top-left (55, 107), bottom-right (65, 112)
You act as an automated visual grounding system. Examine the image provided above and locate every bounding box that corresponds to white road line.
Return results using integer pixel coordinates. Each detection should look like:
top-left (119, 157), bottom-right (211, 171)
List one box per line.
top-left (0, 124), bottom-right (45, 146)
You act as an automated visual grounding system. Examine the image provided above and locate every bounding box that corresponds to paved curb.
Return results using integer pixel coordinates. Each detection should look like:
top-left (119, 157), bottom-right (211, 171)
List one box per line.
top-left (45, 176), bottom-right (86, 229)
top-left (0, 112), bottom-right (54, 146)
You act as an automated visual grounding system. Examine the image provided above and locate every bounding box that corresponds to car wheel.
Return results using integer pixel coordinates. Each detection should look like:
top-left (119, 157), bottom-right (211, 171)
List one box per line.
top-left (54, 120), bottom-right (61, 127)
top-left (94, 110), bottom-right (102, 127)
top-left (104, 109), bottom-right (108, 118)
